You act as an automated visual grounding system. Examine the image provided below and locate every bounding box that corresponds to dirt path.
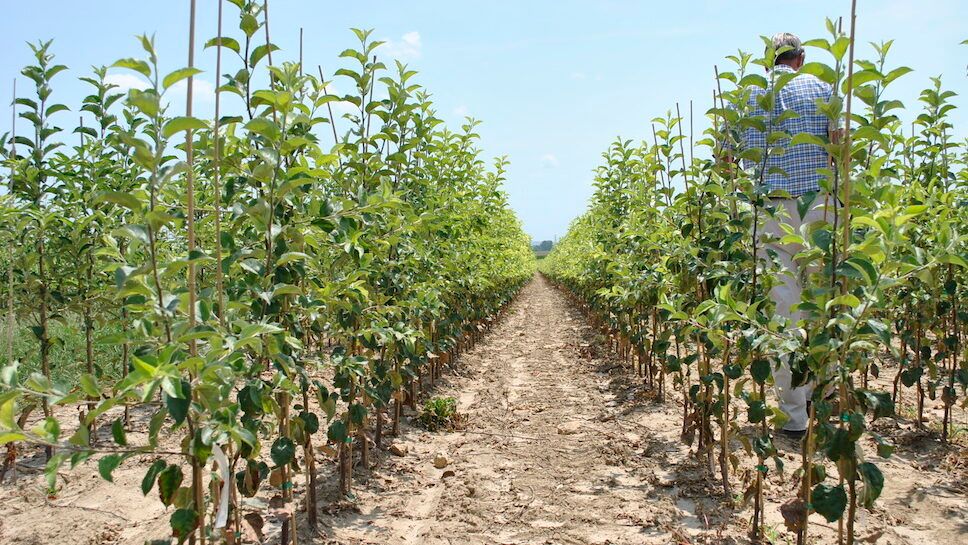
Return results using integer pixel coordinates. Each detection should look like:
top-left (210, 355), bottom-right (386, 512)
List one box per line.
top-left (323, 274), bottom-right (694, 544)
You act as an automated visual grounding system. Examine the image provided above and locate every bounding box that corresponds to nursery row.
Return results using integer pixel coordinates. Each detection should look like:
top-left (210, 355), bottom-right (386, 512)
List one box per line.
top-left (0, 1), bottom-right (534, 543)
top-left (540, 16), bottom-right (966, 545)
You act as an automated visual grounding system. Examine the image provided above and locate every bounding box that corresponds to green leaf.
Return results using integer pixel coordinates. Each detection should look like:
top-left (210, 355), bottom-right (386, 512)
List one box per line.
top-left (842, 69), bottom-right (882, 95)
top-left (45, 452), bottom-right (68, 492)
top-left (319, 393), bottom-right (337, 421)
top-left (882, 66), bottom-right (913, 85)
top-left (163, 67), bottom-right (203, 90)
top-left (327, 420), bottom-right (348, 443)
top-left (799, 62), bottom-right (836, 84)
top-left (45, 103), bottom-right (70, 116)
top-left (127, 89), bottom-right (160, 117)
top-left (349, 403), bottom-right (367, 425)
top-left (299, 411), bottom-right (320, 434)
top-left (94, 191), bottom-right (143, 212)
top-left (170, 508), bottom-right (199, 543)
top-left (750, 359), bottom-right (771, 384)
top-left (158, 464), bottom-right (183, 506)
top-left (271, 284), bottom-right (302, 300)
top-left (0, 432), bottom-right (28, 446)
top-left (855, 389), bottom-right (894, 419)
top-left (796, 191), bottom-right (818, 220)
top-left (830, 36), bottom-right (850, 61)
top-left (276, 252), bottom-right (310, 266)
top-left (74, 126), bottom-right (98, 139)
top-left (826, 428), bottom-right (854, 461)
top-left (112, 59), bottom-right (151, 78)
top-left (79, 373), bottom-right (100, 398)
top-left (162, 116), bottom-right (208, 138)
top-left (747, 399), bottom-right (767, 423)
top-left (204, 37), bottom-right (241, 54)
top-left (900, 367), bottom-right (923, 388)
top-left (845, 257), bottom-right (878, 286)
top-left (165, 380), bottom-right (191, 426)
top-left (0, 396), bottom-right (17, 430)
top-left (270, 437), bottom-right (296, 467)
top-left (250, 44), bottom-right (280, 68)
top-left (857, 462), bottom-right (884, 507)
top-left (826, 294), bottom-right (861, 310)
top-left (245, 117), bottom-right (280, 141)
top-left (939, 253), bottom-right (968, 268)
top-left (811, 483), bottom-right (847, 522)
top-left (98, 454), bottom-right (124, 482)
top-left (790, 133), bottom-right (826, 147)
top-left (873, 435), bottom-right (895, 459)
top-left (802, 38), bottom-right (830, 51)
top-left (238, 323), bottom-right (284, 339)
top-left (111, 418), bottom-right (128, 446)
top-left (141, 459), bottom-right (168, 495)
top-left (240, 13), bottom-right (260, 37)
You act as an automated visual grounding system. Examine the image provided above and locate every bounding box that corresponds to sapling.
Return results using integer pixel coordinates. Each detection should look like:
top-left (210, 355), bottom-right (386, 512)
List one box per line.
top-left (17, 42), bottom-right (69, 460)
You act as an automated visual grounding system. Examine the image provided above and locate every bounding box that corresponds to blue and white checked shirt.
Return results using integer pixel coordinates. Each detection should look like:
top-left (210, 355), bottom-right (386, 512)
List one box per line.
top-left (741, 65), bottom-right (833, 196)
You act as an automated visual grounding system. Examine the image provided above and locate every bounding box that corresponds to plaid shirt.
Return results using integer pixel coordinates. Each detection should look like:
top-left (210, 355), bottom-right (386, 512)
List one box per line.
top-left (741, 65), bottom-right (833, 196)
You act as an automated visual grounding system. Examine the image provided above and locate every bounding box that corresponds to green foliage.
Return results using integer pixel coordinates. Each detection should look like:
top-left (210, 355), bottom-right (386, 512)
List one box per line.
top-left (419, 396), bottom-right (461, 431)
top-left (540, 19), bottom-right (966, 543)
top-left (0, 6), bottom-right (534, 542)
top-left (811, 483), bottom-right (848, 522)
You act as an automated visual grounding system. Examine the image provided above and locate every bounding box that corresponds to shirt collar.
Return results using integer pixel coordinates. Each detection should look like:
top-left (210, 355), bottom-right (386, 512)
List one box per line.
top-left (772, 64), bottom-right (797, 74)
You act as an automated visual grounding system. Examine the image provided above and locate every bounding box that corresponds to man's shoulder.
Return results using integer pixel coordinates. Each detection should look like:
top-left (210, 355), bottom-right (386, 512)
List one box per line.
top-left (791, 72), bottom-right (832, 95)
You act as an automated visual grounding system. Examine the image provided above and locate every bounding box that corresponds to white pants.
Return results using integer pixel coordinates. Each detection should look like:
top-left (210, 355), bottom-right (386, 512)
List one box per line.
top-left (760, 198), bottom-right (829, 432)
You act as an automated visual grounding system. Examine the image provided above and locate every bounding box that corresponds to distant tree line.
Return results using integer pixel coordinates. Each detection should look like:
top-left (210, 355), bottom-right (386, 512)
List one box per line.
top-left (532, 240), bottom-right (554, 252)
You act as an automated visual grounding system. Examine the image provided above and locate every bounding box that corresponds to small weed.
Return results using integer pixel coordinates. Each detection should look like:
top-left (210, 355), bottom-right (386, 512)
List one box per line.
top-left (419, 396), bottom-right (465, 431)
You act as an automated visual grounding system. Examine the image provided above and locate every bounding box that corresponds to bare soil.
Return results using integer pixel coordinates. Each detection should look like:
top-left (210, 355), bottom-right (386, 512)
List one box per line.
top-left (1, 275), bottom-right (965, 545)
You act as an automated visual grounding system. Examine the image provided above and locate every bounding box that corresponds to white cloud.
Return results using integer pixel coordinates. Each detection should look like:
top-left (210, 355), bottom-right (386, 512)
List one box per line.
top-left (168, 78), bottom-right (217, 107)
top-left (540, 153), bottom-right (559, 168)
top-left (453, 105), bottom-right (469, 117)
top-left (570, 72), bottom-right (587, 80)
top-left (104, 73), bottom-right (149, 92)
top-left (380, 31), bottom-right (422, 61)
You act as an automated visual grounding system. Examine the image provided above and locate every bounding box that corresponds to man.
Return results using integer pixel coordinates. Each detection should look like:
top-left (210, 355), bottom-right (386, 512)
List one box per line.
top-left (739, 33), bottom-right (834, 437)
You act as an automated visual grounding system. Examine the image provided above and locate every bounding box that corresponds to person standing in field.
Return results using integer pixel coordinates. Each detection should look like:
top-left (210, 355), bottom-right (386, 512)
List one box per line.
top-left (738, 32), bottom-right (835, 437)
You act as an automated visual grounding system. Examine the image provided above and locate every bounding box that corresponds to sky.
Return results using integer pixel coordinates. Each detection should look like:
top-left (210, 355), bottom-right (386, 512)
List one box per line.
top-left (1, 0), bottom-right (966, 242)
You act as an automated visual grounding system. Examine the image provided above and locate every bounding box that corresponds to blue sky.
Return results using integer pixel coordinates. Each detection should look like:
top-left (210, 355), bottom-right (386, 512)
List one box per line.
top-left (2, 1), bottom-right (966, 242)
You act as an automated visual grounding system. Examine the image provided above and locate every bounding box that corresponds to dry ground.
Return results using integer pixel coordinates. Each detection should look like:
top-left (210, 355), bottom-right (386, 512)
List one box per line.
top-left (0, 275), bottom-right (965, 544)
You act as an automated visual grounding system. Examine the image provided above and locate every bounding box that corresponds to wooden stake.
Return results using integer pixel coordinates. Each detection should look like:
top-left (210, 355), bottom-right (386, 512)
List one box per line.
top-left (675, 102), bottom-right (690, 192)
top-left (183, 2), bottom-right (206, 544)
top-left (213, 0), bottom-right (226, 329)
top-left (689, 99), bottom-right (694, 167)
top-left (317, 65), bottom-right (342, 150)
top-left (184, 4), bottom-right (198, 353)
top-left (79, 116), bottom-right (97, 437)
top-left (211, 2), bottom-right (237, 541)
top-left (6, 79), bottom-right (16, 367)
top-left (840, 0), bottom-right (858, 258)
top-left (651, 123), bottom-right (671, 207)
top-left (263, 0), bottom-right (279, 127)
top-left (259, 7), bottom-right (296, 543)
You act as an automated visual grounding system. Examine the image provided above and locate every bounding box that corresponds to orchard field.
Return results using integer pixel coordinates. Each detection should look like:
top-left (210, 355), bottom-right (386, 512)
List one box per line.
top-left (0, 1), bottom-right (966, 545)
